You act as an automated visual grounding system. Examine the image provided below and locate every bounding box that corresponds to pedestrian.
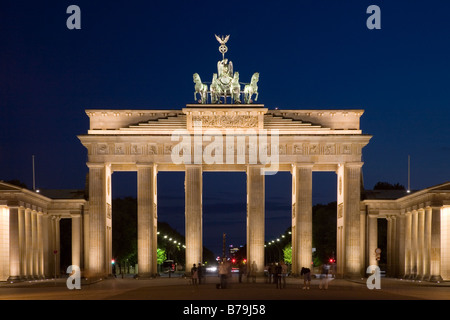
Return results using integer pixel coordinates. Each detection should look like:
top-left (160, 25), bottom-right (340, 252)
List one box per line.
top-left (218, 260), bottom-right (228, 289)
top-left (300, 266), bottom-right (311, 290)
top-left (238, 261), bottom-right (245, 283)
top-left (198, 262), bottom-right (204, 284)
top-left (191, 264), bottom-right (198, 286)
top-left (319, 263), bottom-right (330, 290)
top-left (280, 261), bottom-right (288, 288)
top-left (268, 263), bottom-right (273, 283)
top-left (249, 261), bottom-right (257, 283)
top-left (275, 262), bottom-right (282, 289)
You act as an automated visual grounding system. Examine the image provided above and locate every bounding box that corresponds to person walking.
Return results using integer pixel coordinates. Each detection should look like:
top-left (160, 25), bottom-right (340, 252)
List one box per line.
top-left (280, 261), bottom-right (288, 289)
top-left (300, 266), bottom-right (311, 290)
top-left (319, 263), bottom-right (330, 290)
top-left (275, 262), bottom-right (282, 289)
top-left (198, 263), bottom-right (204, 284)
top-left (191, 264), bottom-right (198, 286)
top-left (218, 260), bottom-right (228, 289)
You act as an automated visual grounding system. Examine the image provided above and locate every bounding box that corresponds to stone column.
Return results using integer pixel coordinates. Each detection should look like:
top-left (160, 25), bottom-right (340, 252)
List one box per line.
top-left (37, 212), bottom-right (44, 278)
top-left (391, 216), bottom-right (398, 277)
top-left (418, 209), bottom-right (425, 278)
top-left (87, 163), bottom-right (110, 278)
top-left (291, 164), bottom-right (312, 275)
top-left (397, 214), bottom-right (406, 278)
top-left (411, 210), bottom-right (418, 278)
top-left (18, 207), bottom-right (26, 279)
top-left (25, 208), bottom-right (32, 279)
top-left (41, 215), bottom-right (50, 278)
top-left (423, 207), bottom-right (432, 279)
top-left (32, 210), bottom-right (39, 278)
top-left (387, 217), bottom-right (392, 276)
top-left (55, 217), bottom-right (61, 277)
top-left (137, 164), bottom-right (158, 278)
top-left (342, 162), bottom-right (363, 277)
top-left (247, 165), bottom-right (265, 276)
top-left (367, 215), bottom-right (378, 267)
top-left (71, 214), bottom-right (82, 269)
top-left (429, 207), bottom-right (442, 281)
top-left (185, 165), bottom-right (203, 274)
top-left (8, 207), bottom-right (20, 280)
top-left (404, 212), bottom-right (412, 278)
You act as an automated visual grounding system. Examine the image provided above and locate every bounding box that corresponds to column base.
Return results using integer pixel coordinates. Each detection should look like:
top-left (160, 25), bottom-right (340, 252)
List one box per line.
top-left (429, 275), bottom-right (443, 282)
top-left (7, 276), bottom-right (21, 282)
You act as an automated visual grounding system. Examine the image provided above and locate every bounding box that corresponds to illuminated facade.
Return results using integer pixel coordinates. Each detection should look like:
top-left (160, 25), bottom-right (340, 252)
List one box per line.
top-left (362, 182), bottom-right (450, 281)
top-left (77, 105), bottom-right (371, 279)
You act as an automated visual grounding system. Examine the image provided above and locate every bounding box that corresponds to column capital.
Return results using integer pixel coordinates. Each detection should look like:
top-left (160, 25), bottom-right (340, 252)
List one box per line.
top-left (292, 163), bottom-right (314, 169)
top-left (343, 161), bottom-right (364, 168)
top-left (86, 162), bottom-right (107, 169)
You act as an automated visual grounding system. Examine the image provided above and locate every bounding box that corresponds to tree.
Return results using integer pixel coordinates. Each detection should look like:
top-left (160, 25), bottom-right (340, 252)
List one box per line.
top-left (373, 182), bottom-right (405, 190)
top-left (283, 245), bottom-right (292, 265)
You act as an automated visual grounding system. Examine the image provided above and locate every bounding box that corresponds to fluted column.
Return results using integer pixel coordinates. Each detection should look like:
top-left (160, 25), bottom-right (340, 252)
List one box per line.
top-left (418, 209), bottom-right (425, 278)
top-left (367, 215), bottom-right (378, 267)
top-left (32, 210), bottom-right (39, 278)
top-left (185, 165), bottom-right (203, 274)
top-left (18, 207), bottom-right (26, 279)
top-left (247, 165), bottom-right (265, 276)
top-left (37, 212), bottom-right (44, 278)
top-left (55, 217), bottom-right (61, 277)
top-left (424, 207), bottom-right (432, 279)
top-left (137, 164), bottom-right (158, 277)
top-left (8, 207), bottom-right (20, 280)
top-left (87, 163), bottom-right (110, 278)
top-left (71, 214), bottom-right (82, 269)
top-left (339, 162), bottom-right (363, 277)
top-left (411, 210), bottom-right (418, 278)
top-left (404, 212), bottom-right (412, 277)
top-left (397, 214), bottom-right (406, 278)
top-left (291, 164), bottom-right (312, 275)
top-left (25, 208), bottom-right (32, 279)
top-left (429, 207), bottom-right (442, 281)
top-left (387, 217), bottom-right (392, 276)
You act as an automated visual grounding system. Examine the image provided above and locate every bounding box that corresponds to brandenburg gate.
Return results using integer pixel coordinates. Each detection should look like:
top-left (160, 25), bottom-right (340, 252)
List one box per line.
top-left (77, 35), bottom-right (372, 279)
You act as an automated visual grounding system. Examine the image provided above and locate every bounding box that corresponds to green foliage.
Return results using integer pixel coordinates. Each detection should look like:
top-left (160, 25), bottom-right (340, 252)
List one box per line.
top-left (283, 245), bottom-right (292, 264)
top-left (373, 181), bottom-right (405, 190)
top-left (157, 248), bottom-right (167, 265)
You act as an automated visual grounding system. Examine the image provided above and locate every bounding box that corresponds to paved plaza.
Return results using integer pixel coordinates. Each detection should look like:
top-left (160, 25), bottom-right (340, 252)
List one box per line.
top-left (1, 275), bottom-right (448, 300)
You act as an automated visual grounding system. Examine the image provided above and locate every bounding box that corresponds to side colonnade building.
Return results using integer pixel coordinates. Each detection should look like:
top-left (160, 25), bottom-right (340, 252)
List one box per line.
top-left (0, 183), bottom-right (86, 281)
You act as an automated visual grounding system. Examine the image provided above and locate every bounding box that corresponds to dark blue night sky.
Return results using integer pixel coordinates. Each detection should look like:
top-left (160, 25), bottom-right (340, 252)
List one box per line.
top-left (1, 1), bottom-right (449, 256)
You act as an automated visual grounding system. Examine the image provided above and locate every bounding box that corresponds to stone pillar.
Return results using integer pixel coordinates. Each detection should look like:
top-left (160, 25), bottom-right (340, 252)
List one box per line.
top-left (247, 165), bottom-right (265, 276)
top-left (71, 214), bottom-right (82, 269)
top-left (25, 208), bottom-right (32, 279)
top-left (31, 210), bottom-right (38, 278)
top-left (87, 163), bottom-right (110, 278)
top-left (137, 164), bottom-right (158, 278)
top-left (397, 214), bottom-right (406, 278)
top-left (291, 164), bottom-right (312, 275)
top-left (423, 207), bottom-right (432, 280)
top-left (18, 207), bottom-right (26, 279)
top-left (37, 212), bottom-right (44, 278)
top-left (418, 209), bottom-right (425, 278)
top-left (391, 216), bottom-right (398, 277)
top-left (185, 165), bottom-right (203, 274)
top-left (339, 162), bottom-right (363, 278)
top-left (387, 217), bottom-right (392, 276)
top-left (411, 210), bottom-right (418, 278)
top-left (55, 217), bottom-right (61, 277)
top-left (429, 207), bottom-right (442, 281)
top-left (404, 212), bottom-right (412, 277)
top-left (41, 215), bottom-right (50, 278)
top-left (8, 207), bottom-right (20, 280)
top-left (367, 215), bottom-right (378, 267)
